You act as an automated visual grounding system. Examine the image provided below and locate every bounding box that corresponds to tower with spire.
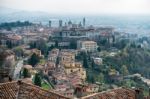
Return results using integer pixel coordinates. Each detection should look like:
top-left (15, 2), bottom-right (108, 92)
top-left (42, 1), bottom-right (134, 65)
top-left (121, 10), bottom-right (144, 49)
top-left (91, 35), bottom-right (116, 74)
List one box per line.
top-left (49, 20), bottom-right (51, 27)
top-left (83, 17), bottom-right (86, 27)
top-left (59, 20), bottom-right (63, 27)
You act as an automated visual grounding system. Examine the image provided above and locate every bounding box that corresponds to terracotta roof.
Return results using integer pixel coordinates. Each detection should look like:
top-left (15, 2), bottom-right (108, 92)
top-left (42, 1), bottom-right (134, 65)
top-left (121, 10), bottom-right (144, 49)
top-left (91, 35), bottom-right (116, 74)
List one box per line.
top-left (0, 81), bottom-right (18, 99)
top-left (0, 50), bottom-right (14, 60)
top-left (0, 80), bottom-right (70, 99)
top-left (144, 96), bottom-right (150, 99)
top-left (7, 35), bottom-right (22, 40)
top-left (81, 88), bottom-right (136, 99)
top-left (23, 65), bottom-right (33, 69)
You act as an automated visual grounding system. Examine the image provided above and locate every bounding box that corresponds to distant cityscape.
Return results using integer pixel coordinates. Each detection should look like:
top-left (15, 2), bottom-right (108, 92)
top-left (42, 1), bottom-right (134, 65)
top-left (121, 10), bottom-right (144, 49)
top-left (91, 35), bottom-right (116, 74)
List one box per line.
top-left (0, 17), bottom-right (150, 99)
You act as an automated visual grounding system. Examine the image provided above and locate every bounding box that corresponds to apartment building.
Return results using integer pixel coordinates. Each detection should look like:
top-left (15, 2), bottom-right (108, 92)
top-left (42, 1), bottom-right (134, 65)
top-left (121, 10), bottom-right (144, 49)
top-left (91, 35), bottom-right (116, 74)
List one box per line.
top-left (77, 41), bottom-right (97, 52)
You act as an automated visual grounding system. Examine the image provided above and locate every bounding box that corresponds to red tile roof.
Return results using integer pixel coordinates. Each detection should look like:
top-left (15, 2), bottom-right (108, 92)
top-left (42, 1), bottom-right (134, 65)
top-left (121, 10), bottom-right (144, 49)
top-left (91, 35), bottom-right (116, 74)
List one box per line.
top-left (81, 88), bottom-right (136, 99)
top-left (0, 81), bottom-right (18, 99)
top-left (0, 80), bottom-right (70, 99)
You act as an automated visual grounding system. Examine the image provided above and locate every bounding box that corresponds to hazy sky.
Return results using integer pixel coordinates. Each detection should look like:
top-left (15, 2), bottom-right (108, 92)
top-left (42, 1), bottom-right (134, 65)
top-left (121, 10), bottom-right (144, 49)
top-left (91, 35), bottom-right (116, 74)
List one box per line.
top-left (1, 0), bottom-right (150, 15)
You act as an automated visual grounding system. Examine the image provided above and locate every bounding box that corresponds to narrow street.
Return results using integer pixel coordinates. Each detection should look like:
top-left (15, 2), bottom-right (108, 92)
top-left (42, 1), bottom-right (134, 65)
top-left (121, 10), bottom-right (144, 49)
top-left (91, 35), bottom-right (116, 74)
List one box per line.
top-left (13, 59), bottom-right (23, 79)
top-left (13, 58), bottom-right (28, 80)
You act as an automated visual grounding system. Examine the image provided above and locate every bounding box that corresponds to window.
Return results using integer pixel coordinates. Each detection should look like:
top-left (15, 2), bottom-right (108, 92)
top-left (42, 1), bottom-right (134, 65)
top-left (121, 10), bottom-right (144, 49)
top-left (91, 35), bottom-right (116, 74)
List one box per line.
top-left (71, 69), bottom-right (73, 72)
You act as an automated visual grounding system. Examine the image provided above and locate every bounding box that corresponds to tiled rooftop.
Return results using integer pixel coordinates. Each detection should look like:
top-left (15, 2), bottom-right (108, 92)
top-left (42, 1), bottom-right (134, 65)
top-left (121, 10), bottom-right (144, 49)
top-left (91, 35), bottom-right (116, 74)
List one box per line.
top-left (81, 88), bottom-right (136, 99)
top-left (0, 80), bottom-right (70, 99)
top-left (0, 81), bottom-right (18, 99)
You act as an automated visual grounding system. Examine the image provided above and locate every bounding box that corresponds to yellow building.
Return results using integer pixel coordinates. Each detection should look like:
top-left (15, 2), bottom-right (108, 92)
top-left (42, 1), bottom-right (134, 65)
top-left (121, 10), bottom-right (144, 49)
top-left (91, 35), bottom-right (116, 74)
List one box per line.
top-left (59, 50), bottom-right (86, 80)
top-left (64, 62), bottom-right (86, 80)
top-left (60, 52), bottom-right (75, 63)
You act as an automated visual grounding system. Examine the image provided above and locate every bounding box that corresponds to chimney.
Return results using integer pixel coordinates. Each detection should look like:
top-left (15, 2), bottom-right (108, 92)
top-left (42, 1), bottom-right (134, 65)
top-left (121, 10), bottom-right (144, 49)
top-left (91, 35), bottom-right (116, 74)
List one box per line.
top-left (17, 80), bottom-right (23, 85)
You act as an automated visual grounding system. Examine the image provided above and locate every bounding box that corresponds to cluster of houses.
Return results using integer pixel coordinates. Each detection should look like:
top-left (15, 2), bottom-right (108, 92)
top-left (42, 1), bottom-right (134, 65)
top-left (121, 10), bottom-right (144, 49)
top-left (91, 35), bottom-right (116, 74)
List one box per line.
top-left (43, 48), bottom-right (99, 98)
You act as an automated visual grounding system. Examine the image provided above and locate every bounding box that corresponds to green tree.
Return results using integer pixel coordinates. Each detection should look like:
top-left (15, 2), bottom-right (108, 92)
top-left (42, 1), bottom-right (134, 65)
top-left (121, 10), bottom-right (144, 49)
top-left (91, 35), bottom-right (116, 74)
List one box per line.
top-left (86, 74), bottom-right (95, 83)
top-left (28, 53), bottom-right (40, 67)
top-left (33, 38), bottom-right (48, 56)
top-left (0, 21), bottom-right (32, 30)
top-left (35, 38), bottom-right (48, 57)
top-left (91, 59), bottom-right (95, 69)
top-left (83, 52), bottom-right (88, 68)
top-left (55, 40), bottom-right (58, 48)
top-left (13, 47), bottom-right (24, 57)
top-left (6, 40), bottom-right (12, 48)
top-left (34, 73), bottom-right (42, 87)
top-left (42, 44), bottom-right (48, 56)
top-left (0, 40), bottom-right (2, 45)
top-left (69, 40), bottom-right (77, 49)
top-left (97, 73), bottom-right (104, 83)
top-left (121, 65), bottom-right (129, 76)
top-left (91, 75), bottom-right (95, 83)
top-left (100, 39), bottom-right (107, 46)
top-left (29, 42), bottom-right (36, 49)
top-left (97, 46), bottom-right (101, 52)
top-left (22, 68), bottom-right (30, 78)
top-left (48, 45), bottom-right (54, 51)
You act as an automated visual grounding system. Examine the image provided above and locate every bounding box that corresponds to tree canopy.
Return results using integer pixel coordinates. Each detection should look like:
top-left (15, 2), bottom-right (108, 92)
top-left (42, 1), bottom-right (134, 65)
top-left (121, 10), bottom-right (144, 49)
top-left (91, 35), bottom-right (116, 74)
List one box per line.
top-left (83, 52), bottom-right (89, 68)
top-left (34, 73), bottom-right (42, 87)
top-left (22, 68), bottom-right (30, 78)
top-left (28, 53), bottom-right (40, 67)
top-left (0, 21), bottom-right (32, 30)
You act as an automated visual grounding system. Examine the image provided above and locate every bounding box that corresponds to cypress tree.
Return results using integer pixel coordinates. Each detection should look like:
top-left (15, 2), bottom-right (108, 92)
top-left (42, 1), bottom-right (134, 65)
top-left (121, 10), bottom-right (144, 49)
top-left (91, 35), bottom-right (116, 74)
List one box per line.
top-left (34, 73), bottom-right (41, 87)
top-left (22, 68), bottom-right (29, 78)
top-left (28, 53), bottom-right (40, 67)
top-left (83, 52), bottom-right (88, 68)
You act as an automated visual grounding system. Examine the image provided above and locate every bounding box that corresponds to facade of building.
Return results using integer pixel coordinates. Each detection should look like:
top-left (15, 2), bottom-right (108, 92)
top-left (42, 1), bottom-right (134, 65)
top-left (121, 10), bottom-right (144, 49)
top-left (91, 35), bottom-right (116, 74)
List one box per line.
top-left (77, 41), bottom-right (97, 52)
top-left (52, 26), bottom-right (114, 42)
top-left (75, 84), bottom-right (99, 97)
top-left (0, 50), bottom-right (15, 83)
top-left (93, 57), bottom-right (103, 65)
top-left (64, 62), bottom-right (86, 80)
top-left (58, 42), bottom-right (70, 47)
top-left (48, 48), bottom-right (59, 62)
top-left (44, 61), bottom-right (56, 75)
top-left (47, 42), bottom-right (55, 47)
top-left (54, 84), bottom-right (74, 98)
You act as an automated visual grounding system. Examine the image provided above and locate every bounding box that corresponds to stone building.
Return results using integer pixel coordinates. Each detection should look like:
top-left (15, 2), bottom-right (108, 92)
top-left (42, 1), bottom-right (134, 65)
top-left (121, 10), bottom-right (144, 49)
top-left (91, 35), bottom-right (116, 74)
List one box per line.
top-left (63, 62), bottom-right (86, 80)
top-left (59, 50), bottom-right (86, 80)
top-left (75, 84), bottom-right (99, 97)
top-left (0, 49), bottom-right (15, 83)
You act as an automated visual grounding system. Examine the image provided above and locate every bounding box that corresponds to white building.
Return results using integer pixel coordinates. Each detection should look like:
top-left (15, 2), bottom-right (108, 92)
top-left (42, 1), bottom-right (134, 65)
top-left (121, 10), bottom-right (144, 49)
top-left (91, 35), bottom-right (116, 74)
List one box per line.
top-left (77, 41), bottom-right (98, 52)
top-left (93, 57), bottom-right (103, 65)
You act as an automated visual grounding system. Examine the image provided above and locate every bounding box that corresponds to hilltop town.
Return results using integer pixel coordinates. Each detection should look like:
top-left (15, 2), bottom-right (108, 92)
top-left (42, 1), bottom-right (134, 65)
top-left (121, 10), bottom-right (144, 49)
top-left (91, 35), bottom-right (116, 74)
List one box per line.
top-left (0, 18), bottom-right (150, 99)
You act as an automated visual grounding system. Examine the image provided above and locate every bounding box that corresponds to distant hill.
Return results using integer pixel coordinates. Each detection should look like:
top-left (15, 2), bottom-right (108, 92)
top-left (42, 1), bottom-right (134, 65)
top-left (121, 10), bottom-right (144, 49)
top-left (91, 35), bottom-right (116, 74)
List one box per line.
top-left (0, 7), bottom-right (52, 23)
top-left (0, 6), bottom-right (19, 15)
